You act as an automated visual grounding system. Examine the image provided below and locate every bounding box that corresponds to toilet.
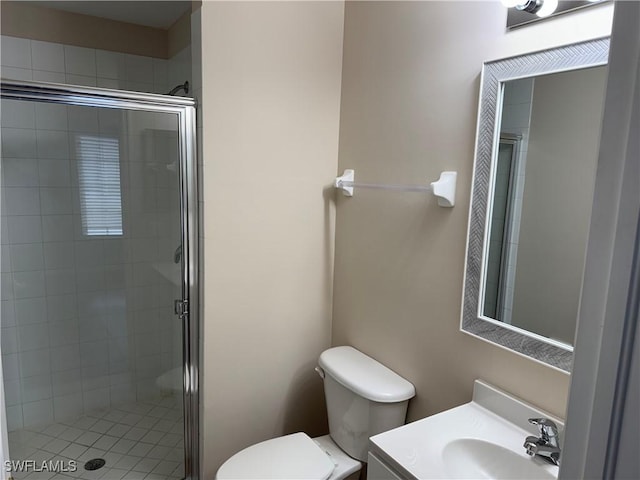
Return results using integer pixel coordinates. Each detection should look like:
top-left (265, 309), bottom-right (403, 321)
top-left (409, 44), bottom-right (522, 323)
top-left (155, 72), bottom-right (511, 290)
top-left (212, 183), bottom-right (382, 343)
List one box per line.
top-left (215, 346), bottom-right (416, 480)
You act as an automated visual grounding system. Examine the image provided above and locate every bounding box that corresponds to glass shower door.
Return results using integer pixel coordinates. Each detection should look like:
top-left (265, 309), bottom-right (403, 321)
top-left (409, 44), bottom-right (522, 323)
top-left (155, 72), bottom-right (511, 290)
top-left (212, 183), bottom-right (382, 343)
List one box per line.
top-left (1, 96), bottom-right (189, 480)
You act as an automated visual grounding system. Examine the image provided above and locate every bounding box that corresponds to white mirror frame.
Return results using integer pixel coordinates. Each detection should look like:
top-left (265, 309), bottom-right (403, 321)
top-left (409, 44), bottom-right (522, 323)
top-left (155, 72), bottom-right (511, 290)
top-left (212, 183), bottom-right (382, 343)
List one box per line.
top-left (461, 37), bottom-right (610, 372)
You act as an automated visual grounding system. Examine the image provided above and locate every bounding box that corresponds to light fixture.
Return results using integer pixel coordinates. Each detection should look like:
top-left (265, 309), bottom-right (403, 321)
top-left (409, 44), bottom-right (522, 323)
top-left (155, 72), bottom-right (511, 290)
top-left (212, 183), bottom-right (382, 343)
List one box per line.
top-left (533, 0), bottom-right (559, 17)
top-left (500, 0), bottom-right (526, 7)
top-left (500, 0), bottom-right (559, 18)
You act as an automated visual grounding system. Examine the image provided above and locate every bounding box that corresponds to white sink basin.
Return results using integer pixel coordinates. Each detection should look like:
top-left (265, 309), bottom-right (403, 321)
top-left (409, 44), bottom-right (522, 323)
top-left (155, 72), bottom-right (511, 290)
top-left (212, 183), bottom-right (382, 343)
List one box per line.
top-left (369, 380), bottom-right (562, 480)
top-left (443, 438), bottom-right (555, 480)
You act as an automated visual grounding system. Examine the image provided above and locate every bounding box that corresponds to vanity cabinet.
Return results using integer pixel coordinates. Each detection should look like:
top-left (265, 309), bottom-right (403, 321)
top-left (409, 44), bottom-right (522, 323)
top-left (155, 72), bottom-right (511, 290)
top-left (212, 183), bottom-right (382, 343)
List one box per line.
top-left (367, 452), bottom-right (406, 480)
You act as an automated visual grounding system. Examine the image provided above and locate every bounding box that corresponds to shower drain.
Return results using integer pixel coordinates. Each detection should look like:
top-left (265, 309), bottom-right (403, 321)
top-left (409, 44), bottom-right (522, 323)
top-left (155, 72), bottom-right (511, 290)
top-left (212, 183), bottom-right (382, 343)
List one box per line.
top-left (84, 458), bottom-right (106, 471)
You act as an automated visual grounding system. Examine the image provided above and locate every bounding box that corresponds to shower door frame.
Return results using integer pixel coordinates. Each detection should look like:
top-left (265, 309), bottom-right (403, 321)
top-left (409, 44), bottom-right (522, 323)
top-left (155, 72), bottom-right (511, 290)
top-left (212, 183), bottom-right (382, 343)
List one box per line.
top-left (0, 80), bottom-right (200, 480)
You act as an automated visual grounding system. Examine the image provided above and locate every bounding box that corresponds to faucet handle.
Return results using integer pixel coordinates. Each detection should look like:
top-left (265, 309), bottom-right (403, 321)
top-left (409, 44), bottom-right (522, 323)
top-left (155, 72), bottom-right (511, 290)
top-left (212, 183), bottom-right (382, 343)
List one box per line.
top-left (528, 418), bottom-right (559, 441)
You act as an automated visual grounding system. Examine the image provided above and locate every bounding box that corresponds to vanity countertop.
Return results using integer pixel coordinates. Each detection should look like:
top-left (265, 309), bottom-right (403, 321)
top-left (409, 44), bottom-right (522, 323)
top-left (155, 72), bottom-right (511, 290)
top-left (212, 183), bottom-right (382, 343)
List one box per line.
top-left (369, 380), bottom-right (562, 480)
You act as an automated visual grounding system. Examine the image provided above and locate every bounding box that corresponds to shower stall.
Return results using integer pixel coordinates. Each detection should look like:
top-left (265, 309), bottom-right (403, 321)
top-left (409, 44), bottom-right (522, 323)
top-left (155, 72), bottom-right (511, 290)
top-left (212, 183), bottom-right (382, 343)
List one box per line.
top-left (0, 81), bottom-right (199, 480)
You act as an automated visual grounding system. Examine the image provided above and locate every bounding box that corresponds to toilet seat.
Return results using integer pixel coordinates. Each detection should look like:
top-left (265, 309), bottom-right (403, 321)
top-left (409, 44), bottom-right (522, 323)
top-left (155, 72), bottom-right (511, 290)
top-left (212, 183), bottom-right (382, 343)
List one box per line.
top-left (216, 432), bottom-right (336, 480)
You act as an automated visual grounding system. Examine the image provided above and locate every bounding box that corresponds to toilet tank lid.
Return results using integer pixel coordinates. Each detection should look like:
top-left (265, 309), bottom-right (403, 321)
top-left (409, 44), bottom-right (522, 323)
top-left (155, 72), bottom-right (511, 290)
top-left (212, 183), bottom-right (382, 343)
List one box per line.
top-left (318, 346), bottom-right (415, 403)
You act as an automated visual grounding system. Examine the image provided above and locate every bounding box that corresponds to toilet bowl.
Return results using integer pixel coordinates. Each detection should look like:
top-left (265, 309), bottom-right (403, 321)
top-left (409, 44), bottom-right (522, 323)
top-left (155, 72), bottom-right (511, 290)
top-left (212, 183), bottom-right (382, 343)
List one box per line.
top-left (215, 346), bottom-right (415, 480)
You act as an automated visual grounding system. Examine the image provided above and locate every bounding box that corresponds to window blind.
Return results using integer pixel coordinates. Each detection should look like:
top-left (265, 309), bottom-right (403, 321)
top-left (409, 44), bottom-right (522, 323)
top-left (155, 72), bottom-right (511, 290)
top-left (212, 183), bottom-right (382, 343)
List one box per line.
top-left (76, 135), bottom-right (123, 236)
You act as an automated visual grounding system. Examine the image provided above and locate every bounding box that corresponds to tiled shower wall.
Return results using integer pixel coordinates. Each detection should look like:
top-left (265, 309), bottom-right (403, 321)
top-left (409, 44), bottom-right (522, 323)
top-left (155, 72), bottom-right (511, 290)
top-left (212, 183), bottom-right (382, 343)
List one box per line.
top-left (496, 78), bottom-right (534, 324)
top-left (0, 35), bottom-right (191, 95)
top-left (1, 35), bottom-right (190, 431)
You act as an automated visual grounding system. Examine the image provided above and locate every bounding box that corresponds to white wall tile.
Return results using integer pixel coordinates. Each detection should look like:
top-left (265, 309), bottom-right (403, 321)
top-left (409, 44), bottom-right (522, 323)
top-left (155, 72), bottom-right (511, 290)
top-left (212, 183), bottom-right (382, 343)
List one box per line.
top-left (152, 59), bottom-right (168, 87)
top-left (48, 319), bottom-right (79, 347)
top-left (14, 297), bottom-right (47, 325)
top-left (64, 45), bottom-right (96, 76)
top-left (65, 74), bottom-right (97, 87)
top-left (81, 368), bottom-right (109, 393)
top-left (7, 215), bottom-right (43, 244)
top-left (77, 292), bottom-right (106, 318)
top-left (125, 54), bottom-right (154, 84)
top-left (97, 77), bottom-right (122, 90)
top-left (35, 103), bottom-right (68, 131)
top-left (6, 405), bottom-right (24, 431)
top-left (1, 273), bottom-right (14, 300)
top-left (45, 294), bottom-right (77, 322)
top-left (1, 36), bottom-right (32, 69)
top-left (2, 353), bottom-right (20, 380)
top-left (19, 348), bottom-right (50, 377)
top-left (1, 99), bottom-right (36, 128)
top-left (1, 67), bottom-right (33, 81)
top-left (10, 243), bottom-right (44, 271)
top-left (167, 47), bottom-right (191, 89)
top-left (68, 106), bottom-right (100, 133)
top-left (1, 326), bottom-right (18, 354)
top-left (2, 158), bottom-right (39, 187)
top-left (80, 340), bottom-right (108, 367)
top-left (98, 109), bottom-right (123, 135)
top-left (74, 241), bottom-right (104, 266)
top-left (104, 265), bottom-right (128, 290)
top-left (43, 242), bottom-right (75, 270)
top-left (109, 384), bottom-right (136, 405)
top-left (51, 344), bottom-right (80, 372)
top-left (78, 316), bottom-right (107, 343)
top-left (1, 247), bottom-right (12, 273)
top-left (1, 300), bottom-right (16, 327)
top-left (4, 187), bottom-right (40, 215)
top-left (17, 323), bottom-right (49, 351)
top-left (22, 398), bottom-right (54, 428)
top-left (42, 215), bottom-right (74, 242)
top-left (33, 70), bottom-right (66, 83)
top-left (44, 269), bottom-right (76, 295)
top-left (31, 40), bottom-right (65, 73)
top-left (53, 393), bottom-right (83, 421)
top-left (38, 159), bottom-right (71, 187)
top-left (1, 217), bottom-right (9, 245)
top-left (103, 240), bottom-right (126, 265)
top-left (52, 369), bottom-right (82, 397)
top-left (1, 128), bottom-right (37, 158)
top-left (4, 377), bottom-right (21, 406)
top-left (129, 81), bottom-right (156, 94)
top-left (21, 374), bottom-right (52, 403)
top-left (40, 188), bottom-right (73, 215)
top-left (96, 51), bottom-right (125, 80)
top-left (83, 388), bottom-right (110, 412)
top-left (108, 336), bottom-right (128, 364)
top-left (36, 130), bottom-right (69, 159)
top-left (12, 270), bottom-right (46, 299)
top-left (75, 268), bottom-right (106, 293)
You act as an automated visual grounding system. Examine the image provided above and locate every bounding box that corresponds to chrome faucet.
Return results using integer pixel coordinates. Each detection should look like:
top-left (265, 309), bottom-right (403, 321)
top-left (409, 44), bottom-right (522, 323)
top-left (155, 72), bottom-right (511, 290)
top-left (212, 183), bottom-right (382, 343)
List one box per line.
top-left (524, 418), bottom-right (561, 466)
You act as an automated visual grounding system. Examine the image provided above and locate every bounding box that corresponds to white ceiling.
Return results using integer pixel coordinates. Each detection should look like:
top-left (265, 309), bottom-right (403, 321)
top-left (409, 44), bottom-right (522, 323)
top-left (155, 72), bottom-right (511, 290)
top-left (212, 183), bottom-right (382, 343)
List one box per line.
top-left (31, 1), bottom-right (191, 29)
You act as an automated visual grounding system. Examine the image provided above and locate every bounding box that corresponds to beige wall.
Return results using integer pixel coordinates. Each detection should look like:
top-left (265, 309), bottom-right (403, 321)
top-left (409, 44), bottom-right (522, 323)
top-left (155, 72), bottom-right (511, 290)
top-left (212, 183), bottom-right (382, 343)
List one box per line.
top-left (512, 67), bottom-right (607, 344)
top-left (199, 1), bottom-right (344, 475)
top-left (0, 1), bottom-right (189, 59)
top-left (333, 0), bottom-right (613, 423)
top-left (168, 10), bottom-right (192, 59)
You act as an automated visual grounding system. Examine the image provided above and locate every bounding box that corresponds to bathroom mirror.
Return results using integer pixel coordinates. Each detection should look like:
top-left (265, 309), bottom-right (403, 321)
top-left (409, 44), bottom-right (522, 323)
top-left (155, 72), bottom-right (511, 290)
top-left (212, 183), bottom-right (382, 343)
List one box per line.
top-left (461, 38), bottom-right (609, 372)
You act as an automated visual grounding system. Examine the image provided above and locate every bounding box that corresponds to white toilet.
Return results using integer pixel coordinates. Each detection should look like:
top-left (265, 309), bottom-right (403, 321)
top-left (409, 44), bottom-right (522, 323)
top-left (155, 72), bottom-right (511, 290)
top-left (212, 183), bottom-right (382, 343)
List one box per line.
top-left (215, 346), bottom-right (416, 480)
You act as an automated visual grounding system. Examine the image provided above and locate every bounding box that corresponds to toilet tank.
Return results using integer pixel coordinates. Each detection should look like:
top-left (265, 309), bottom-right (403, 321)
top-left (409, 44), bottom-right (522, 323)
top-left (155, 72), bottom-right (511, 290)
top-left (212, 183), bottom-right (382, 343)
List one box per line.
top-left (317, 346), bottom-right (415, 462)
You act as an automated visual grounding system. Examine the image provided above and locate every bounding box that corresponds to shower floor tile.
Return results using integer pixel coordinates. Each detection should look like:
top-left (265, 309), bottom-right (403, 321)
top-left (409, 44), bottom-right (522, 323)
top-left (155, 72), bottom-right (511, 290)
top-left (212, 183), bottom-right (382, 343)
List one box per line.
top-left (8, 396), bottom-right (184, 480)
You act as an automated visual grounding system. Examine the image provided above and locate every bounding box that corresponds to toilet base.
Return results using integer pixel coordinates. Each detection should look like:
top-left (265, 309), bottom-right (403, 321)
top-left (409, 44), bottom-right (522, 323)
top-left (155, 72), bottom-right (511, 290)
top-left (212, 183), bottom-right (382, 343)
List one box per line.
top-left (312, 435), bottom-right (362, 480)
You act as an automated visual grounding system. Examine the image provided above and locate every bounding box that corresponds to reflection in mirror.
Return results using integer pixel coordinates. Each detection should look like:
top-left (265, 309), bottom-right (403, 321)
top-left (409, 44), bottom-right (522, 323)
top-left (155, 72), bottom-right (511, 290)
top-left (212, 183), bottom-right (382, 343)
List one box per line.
top-left (461, 38), bottom-right (610, 371)
top-left (482, 67), bottom-right (607, 347)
